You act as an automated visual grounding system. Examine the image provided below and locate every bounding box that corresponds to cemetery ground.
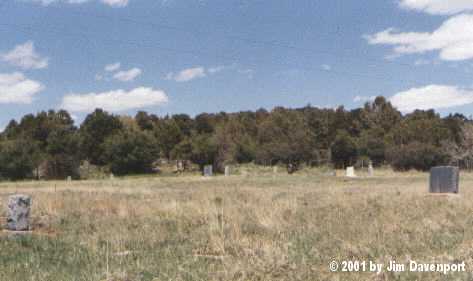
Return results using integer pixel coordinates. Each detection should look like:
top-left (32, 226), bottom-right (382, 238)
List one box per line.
top-left (1, 167), bottom-right (473, 281)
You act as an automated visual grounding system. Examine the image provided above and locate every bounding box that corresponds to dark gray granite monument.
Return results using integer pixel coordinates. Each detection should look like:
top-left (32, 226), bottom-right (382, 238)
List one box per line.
top-left (429, 166), bottom-right (459, 193)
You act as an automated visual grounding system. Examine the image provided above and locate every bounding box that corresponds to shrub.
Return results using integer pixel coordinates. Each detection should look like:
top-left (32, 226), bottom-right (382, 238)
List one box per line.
top-left (103, 129), bottom-right (159, 175)
top-left (387, 142), bottom-right (448, 171)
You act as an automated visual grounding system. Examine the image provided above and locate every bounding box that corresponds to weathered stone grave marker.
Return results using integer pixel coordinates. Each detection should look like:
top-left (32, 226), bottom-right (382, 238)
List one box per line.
top-left (346, 166), bottom-right (356, 178)
top-left (224, 165), bottom-right (231, 176)
top-left (203, 165), bottom-right (213, 177)
top-left (6, 194), bottom-right (31, 231)
top-left (429, 166), bottom-right (459, 193)
top-left (368, 163), bottom-right (374, 177)
top-left (110, 173), bottom-right (115, 180)
top-left (67, 176), bottom-right (72, 182)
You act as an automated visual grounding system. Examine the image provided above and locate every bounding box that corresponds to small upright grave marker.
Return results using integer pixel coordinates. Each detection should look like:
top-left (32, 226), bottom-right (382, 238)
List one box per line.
top-left (110, 173), bottom-right (115, 180)
top-left (346, 166), bottom-right (356, 178)
top-left (368, 163), bottom-right (374, 177)
top-left (203, 165), bottom-right (213, 177)
top-left (6, 194), bottom-right (31, 231)
top-left (67, 176), bottom-right (72, 182)
top-left (429, 166), bottom-right (459, 193)
top-left (224, 165), bottom-right (231, 176)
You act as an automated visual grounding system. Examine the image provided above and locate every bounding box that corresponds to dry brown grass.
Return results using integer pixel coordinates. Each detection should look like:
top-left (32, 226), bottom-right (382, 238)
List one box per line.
top-left (0, 167), bottom-right (472, 280)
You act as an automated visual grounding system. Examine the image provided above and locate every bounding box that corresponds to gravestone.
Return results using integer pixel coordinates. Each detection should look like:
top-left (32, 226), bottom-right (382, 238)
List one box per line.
top-left (110, 173), bottom-right (115, 180)
top-left (7, 194), bottom-right (31, 231)
top-left (224, 165), bottom-right (231, 176)
top-left (346, 166), bottom-right (356, 178)
top-left (429, 166), bottom-right (459, 193)
top-left (67, 176), bottom-right (72, 181)
top-left (273, 166), bottom-right (278, 174)
top-left (176, 160), bottom-right (184, 172)
top-left (368, 164), bottom-right (374, 177)
top-left (203, 165), bottom-right (213, 177)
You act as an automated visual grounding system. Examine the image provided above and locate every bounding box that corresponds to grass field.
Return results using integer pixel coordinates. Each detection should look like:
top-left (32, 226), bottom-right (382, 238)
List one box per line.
top-left (1, 167), bottom-right (473, 281)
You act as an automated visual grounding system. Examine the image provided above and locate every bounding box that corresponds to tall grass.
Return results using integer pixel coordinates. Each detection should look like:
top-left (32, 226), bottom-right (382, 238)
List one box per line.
top-left (0, 168), bottom-right (472, 280)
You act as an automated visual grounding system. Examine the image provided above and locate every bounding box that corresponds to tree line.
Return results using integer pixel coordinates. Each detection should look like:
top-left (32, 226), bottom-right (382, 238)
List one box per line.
top-left (0, 96), bottom-right (471, 180)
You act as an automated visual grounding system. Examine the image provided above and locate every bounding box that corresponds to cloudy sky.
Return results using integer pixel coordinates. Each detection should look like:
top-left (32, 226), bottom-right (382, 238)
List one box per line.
top-left (1, 0), bottom-right (473, 127)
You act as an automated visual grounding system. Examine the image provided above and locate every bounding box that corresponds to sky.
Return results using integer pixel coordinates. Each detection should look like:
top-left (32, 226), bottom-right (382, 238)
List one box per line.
top-left (2, 0), bottom-right (473, 127)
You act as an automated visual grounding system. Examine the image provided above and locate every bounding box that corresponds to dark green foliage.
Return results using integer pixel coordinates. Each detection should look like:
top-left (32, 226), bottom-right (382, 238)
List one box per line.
top-left (357, 128), bottom-right (386, 166)
top-left (0, 95), bottom-right (471, 178)
top-left (154, 118), bottom-right (183, 159)
top-left (135, 111), bottom-right (157, 131)
top-left (330, 130), bottom-right (358, 168)
top-left (0, 139), bottom-right (40, 180)
top-left (79, 109), bottom-right (123, 165)
top-left (103, 128), bottom-right (159, 175)
top-left (215, 117), bottom-right (257, 171)
top-left (387, 142), bottom-right (449, 171)
top-left (188, 133), bottom-right (218, 170)
top-left (257, 108), bottom-right (314, 167)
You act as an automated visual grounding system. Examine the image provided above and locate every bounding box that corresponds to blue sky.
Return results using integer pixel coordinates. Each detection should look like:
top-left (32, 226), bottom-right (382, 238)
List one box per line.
top-left (2, 0), bottom-right (473, 127)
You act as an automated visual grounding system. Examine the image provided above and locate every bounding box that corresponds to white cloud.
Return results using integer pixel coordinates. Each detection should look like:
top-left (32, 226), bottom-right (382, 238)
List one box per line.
top-left (399, 0), bottom-right (473, 15)
top-left (321, 64), bottom-right (331, 71)
top-left (25, 0), bottom-right (129, 7)
top-left (208, 65), bottom-right (225, 74)
top-left (113, 67), bottom-right (142, 82)
top-left (105, 62), bottom-right (121, 72)
top-left (353, 95), bottom-right (376, 103)
top-left (166, 67), bottom-right (206, 82)
top-left (0, 72), bottom-right (44, 104)
top-left (60, 87), bottom-right (168, 112)
top-left (366, 14), bottom-right (473, 61)
top-left (414, 59), bottom-right (431, 66)
top-left (390, 84), bottom-right (473, 112)
top-left (2, 41), bottom-right (48, 70)
top-left (100, 0), bottom-right (128, 7)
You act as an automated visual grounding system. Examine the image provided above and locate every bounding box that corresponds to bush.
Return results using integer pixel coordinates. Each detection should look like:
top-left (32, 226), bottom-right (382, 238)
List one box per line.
top-left (0, 139), bottom-right (39, 180)
top-left (387, 142), bottom-right (448, 171)
top-left (103, 129), bottom-right (159, 175)
top-left (330, 130), bottom-right (358, 168)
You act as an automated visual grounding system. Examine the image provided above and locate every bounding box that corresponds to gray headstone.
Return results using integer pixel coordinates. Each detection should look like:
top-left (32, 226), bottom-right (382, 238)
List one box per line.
top-left (110, 173), bottom-right (115, 180)
top-left (7, 194), bottom-right (31, 231)
top-left (203, 165), bottom-right (213, 177)
top-left (224, 165), bottom-right (231, 176)
top-left (429, 166), bottom-right (459, 193)
top-left (67, 176), bottom-right (72, 181)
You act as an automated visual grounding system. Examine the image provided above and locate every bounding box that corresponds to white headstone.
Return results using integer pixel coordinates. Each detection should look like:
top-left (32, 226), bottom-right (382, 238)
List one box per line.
top-left (224, 165), bottom-right (231, 176)
top-left (368, 164), bottom-right (374, 177)
top-left (346, 166), bottom-right (356, 178)
top-left (110, 173), bottom-right (115, 180)
top-left (67, 176), bottom-right (72, 181)
top-left (177, 160), bottom-right (184, 172)
top-left (7, 194), bottom-right (31, 231)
